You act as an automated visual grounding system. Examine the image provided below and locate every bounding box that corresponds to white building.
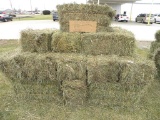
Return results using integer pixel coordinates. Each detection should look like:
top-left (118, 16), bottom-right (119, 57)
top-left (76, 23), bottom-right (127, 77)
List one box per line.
top-left (87, 0), bottom-right (160, 21)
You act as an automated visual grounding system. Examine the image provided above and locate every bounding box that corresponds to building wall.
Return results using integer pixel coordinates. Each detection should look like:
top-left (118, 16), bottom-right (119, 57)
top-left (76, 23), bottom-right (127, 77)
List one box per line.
top-left (121, 3), bottom-right (160, 21)
top-left (108, 4), bottom-right (121, 14)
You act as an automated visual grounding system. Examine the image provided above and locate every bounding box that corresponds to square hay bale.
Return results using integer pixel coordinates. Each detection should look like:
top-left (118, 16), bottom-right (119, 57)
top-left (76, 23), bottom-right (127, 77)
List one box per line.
top-left (56, 53), bottom-right (87, 105)
top-left (155, 30), bottom-right (160, 42)
top-left (149, 41), bottom-right (160, 59)
top-left (20, 29), bottom-right (55, 53)
top-left (14, 83), bottom-right (61, 102)
top-left (154, 48), bottom-right (160, 77)
top-left (57, 4), bottom-right (115, 32)
top-left (52, 31), bottom-right (82, 53)
top-left (81, 31), bottom-right (135, 56)
top-left (0, 53), bottom-right (61, 102)
top-left (62, 80), bottom-right (87, 106)
top-left (87, 55), bottom-right (155, 107)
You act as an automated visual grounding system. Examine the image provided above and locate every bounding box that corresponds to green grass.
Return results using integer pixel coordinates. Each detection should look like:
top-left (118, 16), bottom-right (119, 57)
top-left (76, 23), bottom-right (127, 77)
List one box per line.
top-left (13, 15), bottom-right (52, 21)
top-left (0, 40), bottom-right (160, 120)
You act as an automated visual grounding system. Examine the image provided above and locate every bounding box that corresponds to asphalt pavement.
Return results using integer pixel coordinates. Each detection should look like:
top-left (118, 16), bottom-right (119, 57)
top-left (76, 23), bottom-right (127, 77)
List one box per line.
top-left (0, 20), bottom-right (159, 41)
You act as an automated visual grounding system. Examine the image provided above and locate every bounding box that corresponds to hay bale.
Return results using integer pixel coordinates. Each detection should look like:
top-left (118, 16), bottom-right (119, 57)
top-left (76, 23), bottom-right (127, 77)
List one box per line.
top-left (154, 48), bottom-right (160, 77)
top-left (56, 53), bottom-right (87, 106)
top-left (81, 31), bottom-right (135, 56)
top-left (0, 52), bottom-right (61, 102)
top-left (62, 80), bottom-right (87, 106)
top-left (149, 41), bottom-right (160, 58)
top-left (52, 31), bottom-right (82, 53)
top-left (57, 4), bottom-right (115, 32)
top-left (155, 30), bottom-right (160, 42)
top-left (20, 29), bottom-right (55, 53)
top-left (87, 55), bottom-right (155, 107)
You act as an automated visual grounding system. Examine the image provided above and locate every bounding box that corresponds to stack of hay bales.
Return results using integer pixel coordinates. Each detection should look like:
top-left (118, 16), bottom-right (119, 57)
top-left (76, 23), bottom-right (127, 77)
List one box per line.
top-left (0, 4), bottom-right (155, 107)
top-left (150, 30), bottom-right (160, 58)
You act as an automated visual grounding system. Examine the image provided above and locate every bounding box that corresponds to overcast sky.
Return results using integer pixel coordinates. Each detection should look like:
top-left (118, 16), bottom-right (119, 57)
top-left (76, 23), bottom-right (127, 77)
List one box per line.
top-left (0, 0), bottom-right (160, 11)
top-left (0, 0), bottom-right (87, 11)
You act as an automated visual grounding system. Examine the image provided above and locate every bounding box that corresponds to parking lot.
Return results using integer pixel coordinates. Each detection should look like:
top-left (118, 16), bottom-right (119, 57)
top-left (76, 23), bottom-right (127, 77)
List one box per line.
top-left (0, 20), bottom-right (159, 41)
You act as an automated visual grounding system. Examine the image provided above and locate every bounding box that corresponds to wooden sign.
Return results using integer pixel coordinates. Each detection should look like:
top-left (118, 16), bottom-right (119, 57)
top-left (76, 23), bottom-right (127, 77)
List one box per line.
top-left (69, 20), bottom-right (97, 33)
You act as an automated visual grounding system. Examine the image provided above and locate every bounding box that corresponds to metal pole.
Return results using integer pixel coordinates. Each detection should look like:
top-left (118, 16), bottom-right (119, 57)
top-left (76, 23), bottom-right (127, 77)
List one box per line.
top-left (30, 0), bottom-right (32, 14)
top-left (148, 0), bottom-right (154, 25)
top-left (130, 2), bottom-right (133, 21)
top-left (98, 0), bottom-right (100, 5)
top-left (9, 0), bottom-right (13, 9)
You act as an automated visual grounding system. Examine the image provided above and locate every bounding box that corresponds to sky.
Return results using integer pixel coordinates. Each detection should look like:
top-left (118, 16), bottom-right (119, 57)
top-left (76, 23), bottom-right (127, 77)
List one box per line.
top-left (0, 0), bottom-right (87, 11)
top-left (0, 0), bottom-right (160, 11)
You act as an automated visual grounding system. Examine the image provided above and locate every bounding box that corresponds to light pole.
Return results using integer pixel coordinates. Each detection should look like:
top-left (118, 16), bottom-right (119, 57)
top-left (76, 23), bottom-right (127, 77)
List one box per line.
top-left (130, 2), bottom-right (133, 21)
top-left (9, 0), bottom-right (13, 9)
top-left (148, 0), bottom-right (154, 25)
top-left (30, 0), bottom-right (33, 14)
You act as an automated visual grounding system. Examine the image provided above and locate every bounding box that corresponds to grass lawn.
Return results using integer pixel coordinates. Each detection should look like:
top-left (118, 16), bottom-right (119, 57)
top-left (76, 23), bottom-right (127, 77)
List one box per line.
top-left (13, 15), bottom-right (53, 21)
top-left (0, 40), bottom-right (160, 120)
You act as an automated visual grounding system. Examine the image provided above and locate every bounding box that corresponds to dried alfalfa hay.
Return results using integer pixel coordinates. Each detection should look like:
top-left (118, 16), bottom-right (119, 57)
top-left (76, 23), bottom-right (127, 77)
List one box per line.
top-left (0, 52), bottom-right (61, 102)
top-left (57, 4), bottom-right (115, 32)
top-left (62, 80), bottom-right (87, 106)
top-left (149, 41), bottom-right (160, 59)
top-left (155, 30), bottom-right (160, 42)
top-left (56, 53), bottom-right (87, 106)
top-left (154, 48), bottom-right (160, 77)
top-left (87, 55), bottom-right (155, 107)
top-left (81, 31), bottom-right (135, 56)
top-left (20, 29), bottom-right (55, 53)
top-left (52, 31), bottom-right (82, 53)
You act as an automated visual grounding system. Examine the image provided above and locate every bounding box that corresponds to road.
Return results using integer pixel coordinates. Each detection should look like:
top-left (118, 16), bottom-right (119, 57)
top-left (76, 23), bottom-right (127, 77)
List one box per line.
top-left (0, 20), bottom-right (160, 41)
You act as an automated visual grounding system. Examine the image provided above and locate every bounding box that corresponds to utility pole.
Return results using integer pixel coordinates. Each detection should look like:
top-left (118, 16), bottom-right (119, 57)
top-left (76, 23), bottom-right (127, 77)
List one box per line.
top-left (130, 2), bottom-right (133, 21)
top-left (148, 0), bottom-right (154, 25)
top-left (98, 0), bottom-right (100, 5)
top-left (30, 0), bottom-right (33, 14)
top-left (9, 0), bottom-right (13, 9)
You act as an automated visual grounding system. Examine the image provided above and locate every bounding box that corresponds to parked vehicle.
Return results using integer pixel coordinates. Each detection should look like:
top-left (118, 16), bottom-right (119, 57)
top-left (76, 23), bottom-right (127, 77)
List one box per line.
top-left (0, 10), bottom-right (16, 17)
top-left (52, 12), bottom-right (58, 21)
top-left (154, 14), bottom-right (160, 23)
top-left (115, 14), bottom-right (129, 22)
top-left (0, 14), bottom-right (13, 22)
top-left (135, 14), bottom-right (154, 24)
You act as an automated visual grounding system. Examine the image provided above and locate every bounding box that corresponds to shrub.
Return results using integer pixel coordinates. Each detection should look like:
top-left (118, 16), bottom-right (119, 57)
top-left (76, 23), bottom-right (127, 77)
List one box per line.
top-left (42, 10), bottom-right (51, 15)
